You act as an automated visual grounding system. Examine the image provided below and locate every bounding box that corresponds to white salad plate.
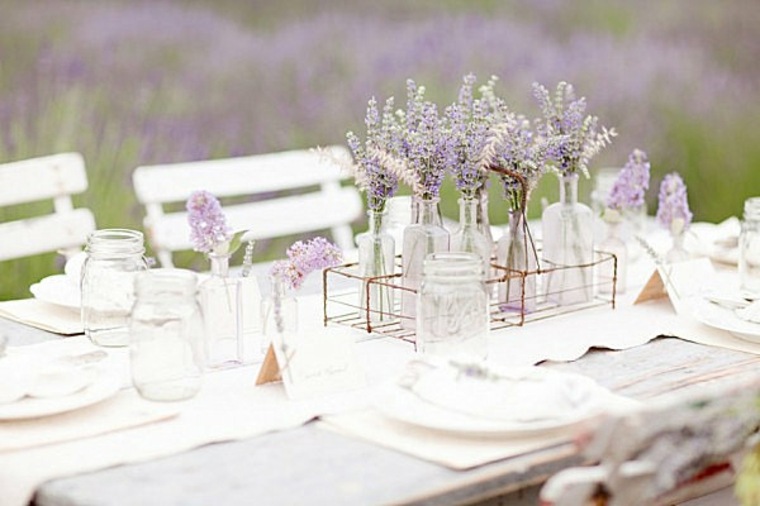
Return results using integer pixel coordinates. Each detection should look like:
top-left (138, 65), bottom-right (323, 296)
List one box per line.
top-left (374, 361), bottom-right (610, 437)
top-left (0, 365), bottom-right (120, 421)
top-left (692, 298), bottom-right (760, 344)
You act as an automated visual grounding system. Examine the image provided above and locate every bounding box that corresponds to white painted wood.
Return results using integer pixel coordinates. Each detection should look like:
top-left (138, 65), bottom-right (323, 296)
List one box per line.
top-left (132, 146), bottom-right (362, 267)
top-left (0, 153), bottom-right (87, 206)
top-left (0, 153), bottom-right (95, 261)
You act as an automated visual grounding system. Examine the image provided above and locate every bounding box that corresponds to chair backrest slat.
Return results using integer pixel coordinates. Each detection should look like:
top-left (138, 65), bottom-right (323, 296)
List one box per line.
top-left (132, 146), bottom-right (362, 267)
top-left (0, 153), bottom-right (95, 263)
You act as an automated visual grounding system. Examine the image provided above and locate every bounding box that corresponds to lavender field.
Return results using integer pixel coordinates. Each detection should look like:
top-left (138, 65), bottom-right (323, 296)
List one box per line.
top-left (1, 0), bottom-right (759, 299)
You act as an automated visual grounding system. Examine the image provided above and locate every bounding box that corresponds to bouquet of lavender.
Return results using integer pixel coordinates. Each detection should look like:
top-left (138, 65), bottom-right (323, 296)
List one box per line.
top-left (604, 149), bottom-right (651, 223)
top-left (345, 96), bottom-right (400, 213)
top-left (533, 81), bottom-right (616, 179)
top-left (656, 172), bottom-right (693, 234)
top-left (186, 190), bottom-right (248, 259)
top-left (269, 236), bottom-right (343, 291)
top-left (445, 74), bottom-right (506, 200)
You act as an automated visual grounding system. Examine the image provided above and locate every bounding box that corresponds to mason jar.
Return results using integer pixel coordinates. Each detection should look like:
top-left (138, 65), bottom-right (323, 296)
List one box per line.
top-left (417, 252), bottom-right (489, 361)
top-left (81, 229), bottom-right (148, 347)
top-left (130, 269), bottom-right (203, 401)
top-left (739, 197), bottom-right (760, 298)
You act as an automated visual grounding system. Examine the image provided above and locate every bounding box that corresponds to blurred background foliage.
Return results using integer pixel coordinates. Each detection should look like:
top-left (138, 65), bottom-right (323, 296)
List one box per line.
top-left (1, 0), bottom-right (758, 299)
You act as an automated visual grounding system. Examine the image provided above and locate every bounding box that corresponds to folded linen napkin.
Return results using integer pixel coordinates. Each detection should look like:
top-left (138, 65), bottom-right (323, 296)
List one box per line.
top-left (0, 299), bottom-right (82, 335)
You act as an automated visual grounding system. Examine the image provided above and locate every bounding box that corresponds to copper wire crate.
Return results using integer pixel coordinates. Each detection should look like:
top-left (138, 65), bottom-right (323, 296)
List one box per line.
top-left (322, 250), bottom-right (617, 343)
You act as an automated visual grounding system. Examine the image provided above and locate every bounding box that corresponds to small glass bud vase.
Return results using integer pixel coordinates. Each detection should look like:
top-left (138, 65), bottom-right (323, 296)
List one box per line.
top-left (130, 269), bottom-right (203, 402)
top-left (400, 196), bottom-right (450, 331)
top-left (598, 210), bottom-right (627, 295)
top-left (384, 195), bottom-right (412, 256)
top-left (496, 209), bottom-right (537, 313)
top-left (665, 218), bottom-right (690, 263)
top-left (739, 197), bottom-right (760, 298)
top-left (82, 229), bottom-right (149, 347)
top-left (198, 253), bottom-right (243, 369)
top-left (451, 196), bottom-right (492, 277)
top-left (260, 278), bottom-right (298, 355)
top-left (356, 209), bottom-right (396, 322)
top-left (541, 173), bottom-right (594, 306)
top-left (417, 252), bottom-right (488, 362)
top-left (624, 203), bottom-right (647, 262)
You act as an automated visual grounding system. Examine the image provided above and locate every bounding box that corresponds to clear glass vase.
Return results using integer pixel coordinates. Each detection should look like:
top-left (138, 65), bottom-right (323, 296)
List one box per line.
top-left (598, 219), bottom-right (627, 295)
top-left (476, 189), bottom-right (495, 258)
top-left (198, 253), bottom-right (243, 369)
top-left (665, 220), bottom-right (690, 264)
top-left (624, 203), bottom-right (647, 262)
top-left (451, 197), bottom-right (492, 276)
top-left (400, 196), bottom-right (450, 331)
top-left (357, 209), bottom-right (396, 322)
top-left (496, 209), bottom-right (537, 313)
top-left (541, 173), bottom-right (594, 306)
top-left (260, 278), bottom-right (298, 355)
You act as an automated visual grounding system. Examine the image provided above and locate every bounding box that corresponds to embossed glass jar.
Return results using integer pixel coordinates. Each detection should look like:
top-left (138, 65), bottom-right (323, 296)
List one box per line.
top-left (81, 229), bottom-right (148, 347)
top-left (417, 252), bottom-right (488, 361)
top-left (130, 269), bottom-right (203, 401)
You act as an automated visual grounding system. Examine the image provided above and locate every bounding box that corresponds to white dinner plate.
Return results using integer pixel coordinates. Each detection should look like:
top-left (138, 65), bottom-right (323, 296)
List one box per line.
top-left (0, 366), bottom-right (121, 421)
top-left (29, 274), bottom-right (81, 310)
top-left (692, 298), bottom-right (760, 344)
top-left (374, 361), bottom-right (609, 437)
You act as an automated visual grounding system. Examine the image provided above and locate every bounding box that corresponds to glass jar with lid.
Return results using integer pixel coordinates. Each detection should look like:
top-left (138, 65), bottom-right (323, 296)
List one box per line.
top-left (739, 197), bottom-right (760, 298)
top-left (81, 229), bottom-right (148, 347)
top-left (416, 252), bottom-right (489, 361)
top-left (130, 268), bottom-right (204, 401)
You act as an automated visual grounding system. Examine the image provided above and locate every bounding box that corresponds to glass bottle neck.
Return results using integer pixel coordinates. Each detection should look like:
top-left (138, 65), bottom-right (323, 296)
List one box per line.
top-left (559, 174), bottom-right (579, 206)
top-left (366, 209), bottom-right (387, 234)
top-left (458, 197), bottom-right (479, 229)
top-left (86, 228), bottom-right (145, 259)
top-left (413, 197), bottom-right (443, 227)
top-left (208, 254), bottom-right (230, 277)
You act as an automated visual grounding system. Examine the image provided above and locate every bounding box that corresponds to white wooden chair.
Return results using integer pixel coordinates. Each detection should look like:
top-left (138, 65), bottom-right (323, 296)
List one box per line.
top-left (132, 146), bottom-right (363, 267)
top-left (539, 375), bottom-right (760, 505)
top-left (0, 152), bottom-right (96, 261)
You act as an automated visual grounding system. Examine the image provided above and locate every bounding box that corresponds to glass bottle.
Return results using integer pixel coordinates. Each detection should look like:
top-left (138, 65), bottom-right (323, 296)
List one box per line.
top-left (739, 197), bottom-right (760, 298)
top-left (665, 219), bottom-right (690, 264)
top-left (384, 195), bottom-right (412, 256)
top-left (476, 189), bottom-right (495, 259)
top-left (598, 218), bottom-right (627, 295)
top-left (198, 253), bottom-right (242, 369)
top-left (260, 277), bottom-right (298, 355)
top-left (496, 209), bottom-right (537, 313)
top-left (356, 209), bottom-right (396, 323)
top-left (541, 173), bottom-right (594, 306)
top-left (130, 269), bottom-right (203, 402)
top-left (417, 252), bottom-right (488, 361)
top-left (81, 229), bottom-right (148, 347)
top-left (400, 197), bottom-right (450, 331)
top-left (451, 197), bottom-right (492, 277)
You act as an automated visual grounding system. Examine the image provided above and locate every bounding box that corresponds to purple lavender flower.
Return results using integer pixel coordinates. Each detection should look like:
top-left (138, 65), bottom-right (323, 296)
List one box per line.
top-left (656, 172), bottom-right (693, 231)
top-left (269, 236), bottom-right (343, 290)
top-left (606, 149), bottom-right (651, 211)
top-left (346, 96), bottom-right (399, 211)
top-left (533, 81), bottom-right (616, 179)
top-left (396, 79), bottom-right (451, 200)
top-left (186, 190), bottom-right (231, 254)
top-left (446, 74), bottom-right (495, 198)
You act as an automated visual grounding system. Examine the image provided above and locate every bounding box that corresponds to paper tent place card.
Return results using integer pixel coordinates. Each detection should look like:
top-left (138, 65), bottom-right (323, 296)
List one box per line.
top-left (634, 257), bottom-right (715, 316)
top-left (256, 327), bottom-right (366, 401)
